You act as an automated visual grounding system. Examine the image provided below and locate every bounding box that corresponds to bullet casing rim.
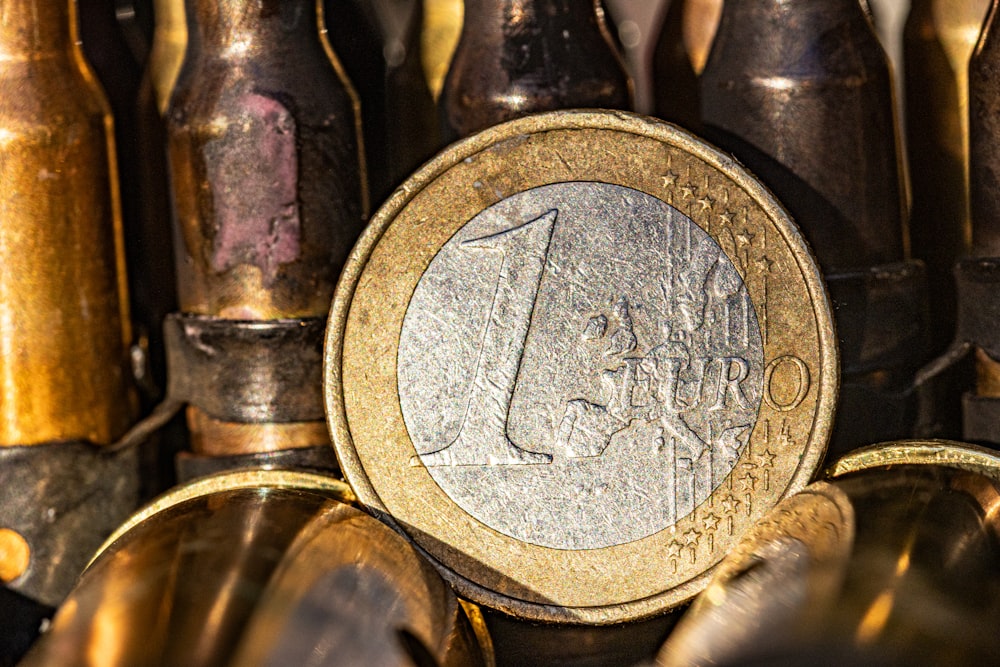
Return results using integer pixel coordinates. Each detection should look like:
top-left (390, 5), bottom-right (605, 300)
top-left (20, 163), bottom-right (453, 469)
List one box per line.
top-left (827, 438), bottom-right (1000, 482)
top-left (88, 469), bottom-right (356, 568)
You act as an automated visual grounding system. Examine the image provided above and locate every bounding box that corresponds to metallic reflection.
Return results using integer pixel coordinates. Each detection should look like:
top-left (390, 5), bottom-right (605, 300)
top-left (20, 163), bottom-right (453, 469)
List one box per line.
top-left (22, 471), bottom-right (488, 667)
top-left (659, 441), bottom-right (1000, 666)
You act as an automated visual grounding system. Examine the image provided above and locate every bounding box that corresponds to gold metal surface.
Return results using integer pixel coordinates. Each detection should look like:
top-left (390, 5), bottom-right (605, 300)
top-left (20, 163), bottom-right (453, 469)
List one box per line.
top-left (0, 0), bottom-right (134, 447)
top-left (28, 470), bottom-right (486, 667)
top-left (0, 527), bottom-right (30, 583)
top-left (827, 438), bottom-right (1000, 483)
top-left (683, 0), bottom-right (723, 75)
top-left (184, 407), bottom-right (331, 457)
top-left (422, 0), bottom-right (463, 100)
top-left (91, 469), bottom-right (355, 565)
top-left (975, 348), bottom-right (1000, 398)
top-left (148, 0), bottom-right (186, 115)
top-left (659, 439), bottom-right (1000, 666)
top-left (227, 500), bottom-right (488, 667)
top-left (326, 110), bottom-right (838, 624)
top-left (461, 600), bottom-right (498, 667)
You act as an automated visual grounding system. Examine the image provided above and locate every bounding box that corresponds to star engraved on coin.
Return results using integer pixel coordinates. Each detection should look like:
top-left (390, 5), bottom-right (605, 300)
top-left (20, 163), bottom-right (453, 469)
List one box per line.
top-left (328, 111), bottom-right (837, 622)
top-left (397, 183), bottom-right (764, 550)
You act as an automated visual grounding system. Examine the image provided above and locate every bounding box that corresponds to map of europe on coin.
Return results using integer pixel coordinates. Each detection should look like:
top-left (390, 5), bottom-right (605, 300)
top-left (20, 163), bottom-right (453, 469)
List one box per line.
top-left (398, 182), bottom-right (763, 550)
top-left (327, 111), bottom-right (837, 623)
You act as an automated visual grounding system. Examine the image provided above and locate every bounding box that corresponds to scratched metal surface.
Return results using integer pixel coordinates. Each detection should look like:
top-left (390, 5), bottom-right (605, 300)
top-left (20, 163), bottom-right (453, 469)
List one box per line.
top-left (398, 182), bottom-right (764, 550)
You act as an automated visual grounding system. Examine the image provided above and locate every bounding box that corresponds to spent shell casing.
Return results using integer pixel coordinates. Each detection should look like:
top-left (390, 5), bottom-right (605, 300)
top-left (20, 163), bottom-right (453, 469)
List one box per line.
top-left (0, 0), bottom-right (141, 624)
top-left (166, 0), bottom-right (366, 456)
top-left (658, 440), bottom-right (1000, 667)
top-left (439, 0), bottom-right (633, 141)
top-left (19, 472), bottom-right (490, 667)
top-left (0, 0), bottom-right (135, 447)
top-left (167, 0), bottom-right (366, 321)
top-left (700, 0), bottom-right (907, 273)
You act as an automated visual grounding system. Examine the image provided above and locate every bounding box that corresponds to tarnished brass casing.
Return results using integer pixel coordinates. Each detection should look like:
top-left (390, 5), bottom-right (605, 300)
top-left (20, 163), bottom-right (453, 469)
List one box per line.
top-left (700, 0), bottom-right (925, 452)
top-left (905, 0), bottom-right (989, 350)
top-left (652, 0), bottom-right (722, 129)
top-left (167, 0), bottom-right (365, 320)
top-left (439, 0), bottom-right (633, 141)
top-left (700, 0), bottom-right (907, 272)
top-left (658, 440), bottom-right (1000, 666)
top-left (971, 0), bottom-right (1000, 257)
top-left (0, 0), bottom-right (134, 447)
top-left (148, 0), bottom-right (187, 115)
top-left (20, 471), bottom-right (489, 667)
top-left (165, 0), bottom-right (366, 457)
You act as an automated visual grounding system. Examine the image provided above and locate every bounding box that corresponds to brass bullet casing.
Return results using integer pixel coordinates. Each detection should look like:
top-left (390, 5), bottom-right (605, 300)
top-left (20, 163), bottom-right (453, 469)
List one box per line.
top-left (971, 0), bottom-right (1000, 258)
top-left (422, 0), bottom-right (464, 100)
top-left (701, 0), bottom-right (906, 272)
top-left (657, 440), bottom-right (1000, 666)
top-left (651, 0), bottom-right (722, 130)
top-left (438, 0), bottom-right (633, 142)
top-left (0, 0), bottom-right (134, 447)
top-left (325, 0), bottom-right (440, 204)
top-left (905, 0), bottom-right (990, 352)
top-left (167, 0), bottom-right (366, 321)
top-left (20, 470), bottom-right (490, 667)
top-left (326, 110), bottom-right (838, 624)
top-left (700, 0), bottom-right (926, 453)
top-left (148, 0), bottom-right (187, 116)
top-left (0, 0), bottom-right (140, 630)
top-left (165, 0), bottom-right (366, 458)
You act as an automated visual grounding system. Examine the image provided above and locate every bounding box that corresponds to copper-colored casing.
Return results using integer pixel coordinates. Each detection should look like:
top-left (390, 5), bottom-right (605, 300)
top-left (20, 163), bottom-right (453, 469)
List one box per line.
top-left (19, 471), bottom-right (490, 667)
top-left (167, 0), bottom-right (366, 321)
top-left (0, 0), bottom-right (134, 446)
top-left (439, 0), bottom-right (633, 141)
top-left (658, 441), bottom-right (1000, 666)
top-left (148, 0), bottom-right (187, 115)
top-left (700, 0), bottom-right (907, 272)
top-left (165, 1), bottom-right (366, 455)
top-left (905, 0), bottom-right (990, 348)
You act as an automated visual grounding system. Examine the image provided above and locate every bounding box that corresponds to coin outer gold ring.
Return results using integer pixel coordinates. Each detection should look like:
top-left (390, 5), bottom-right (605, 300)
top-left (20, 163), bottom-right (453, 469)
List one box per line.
top-left (326, 110), bottom-right (839, 624)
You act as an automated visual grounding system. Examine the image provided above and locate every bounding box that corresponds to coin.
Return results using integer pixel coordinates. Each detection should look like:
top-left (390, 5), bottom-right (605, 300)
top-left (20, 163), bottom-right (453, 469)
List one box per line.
top-left (325, 110), bottom-right (837, 624)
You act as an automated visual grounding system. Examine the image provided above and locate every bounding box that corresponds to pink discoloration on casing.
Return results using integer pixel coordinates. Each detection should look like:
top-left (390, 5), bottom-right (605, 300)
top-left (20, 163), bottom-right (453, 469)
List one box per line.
top-left (206, 92), bottom-right (302, 284)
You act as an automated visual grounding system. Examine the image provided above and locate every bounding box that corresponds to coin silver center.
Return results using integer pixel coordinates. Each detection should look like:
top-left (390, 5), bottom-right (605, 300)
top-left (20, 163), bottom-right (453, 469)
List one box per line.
top-left (398, 182), bottom-right (764, 550)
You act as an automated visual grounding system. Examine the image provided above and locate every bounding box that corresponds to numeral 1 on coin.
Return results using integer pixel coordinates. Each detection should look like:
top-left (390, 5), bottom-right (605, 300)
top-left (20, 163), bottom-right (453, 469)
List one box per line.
top-left (419, 210), bottom-right (558, 466)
